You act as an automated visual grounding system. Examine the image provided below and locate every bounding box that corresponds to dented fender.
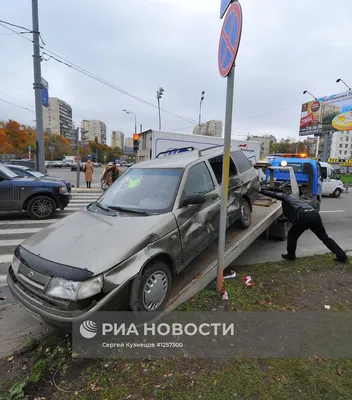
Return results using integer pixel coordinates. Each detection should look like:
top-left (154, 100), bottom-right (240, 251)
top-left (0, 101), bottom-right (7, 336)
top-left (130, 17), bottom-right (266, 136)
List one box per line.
top-left (103, 226), bottom-right (182, 291)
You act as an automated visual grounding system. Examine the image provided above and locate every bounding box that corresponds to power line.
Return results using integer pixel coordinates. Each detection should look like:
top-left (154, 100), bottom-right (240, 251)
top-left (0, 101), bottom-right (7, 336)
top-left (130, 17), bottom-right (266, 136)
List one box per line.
top-left (0, 97), bottom-right (35, 113)
top-left (0, 20), bottom-right (199, 125)
top-left (0, 87), bottom-right (34, 107)
top-left (0, 19), bottom-right (34, 33)
top-left (237, 105), bottom-right (300, 121)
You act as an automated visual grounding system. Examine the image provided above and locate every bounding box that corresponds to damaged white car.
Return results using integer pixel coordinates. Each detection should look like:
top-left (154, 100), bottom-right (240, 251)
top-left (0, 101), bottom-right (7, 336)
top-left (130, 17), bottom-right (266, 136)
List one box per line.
top-left (7, 146), bottom-right (259, 326)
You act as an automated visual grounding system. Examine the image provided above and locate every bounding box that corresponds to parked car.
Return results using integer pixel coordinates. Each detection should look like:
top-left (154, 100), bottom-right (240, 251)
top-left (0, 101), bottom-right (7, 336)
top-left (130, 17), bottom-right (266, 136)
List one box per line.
top-left (5, 164), bottom-right (72, 193)
top-left (0, 162), bottom-right (70, 220)
top-left (7, 146), bottom-right (259, 326)
top-left (54, 161), bottom-right (63, 168)
top-left (71, 163), bottom-right (84, 171)
top-left (5, 159), bottom-right (36, 169)
top-left (63, 160), bottom-right (74, 168)
top-left (46, 161), bottom-right (56, 168)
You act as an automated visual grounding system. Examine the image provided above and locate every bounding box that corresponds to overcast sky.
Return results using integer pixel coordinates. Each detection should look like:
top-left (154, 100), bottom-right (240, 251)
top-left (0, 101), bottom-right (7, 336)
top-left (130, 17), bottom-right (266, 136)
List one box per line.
top-left (1, 0), bottom-right (351, 146)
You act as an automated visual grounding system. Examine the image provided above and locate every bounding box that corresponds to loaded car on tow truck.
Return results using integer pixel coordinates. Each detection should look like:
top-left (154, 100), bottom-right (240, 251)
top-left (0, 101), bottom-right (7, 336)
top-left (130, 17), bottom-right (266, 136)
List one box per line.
top-left (8, 145), bottom-right (260, 326)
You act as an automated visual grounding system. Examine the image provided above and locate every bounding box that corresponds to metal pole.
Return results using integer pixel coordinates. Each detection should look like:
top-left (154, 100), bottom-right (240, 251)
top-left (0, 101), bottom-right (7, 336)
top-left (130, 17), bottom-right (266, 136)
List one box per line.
top-left (322, 132), bottom-right (330, 162)
top-left (140, 124), bottom-right (142, 134)
top-left (158, 98), bottom-right (161, 130)
top-left (32, 0), bottom-right (45, 174)
top-left (76, 127), bottom-right (80, 188)
top-left (315, 135), bottom-right (320, 158)
top-left (217, 68), bottom-right (235, 293)
top-left (134, 115), bottom-right (137, 135)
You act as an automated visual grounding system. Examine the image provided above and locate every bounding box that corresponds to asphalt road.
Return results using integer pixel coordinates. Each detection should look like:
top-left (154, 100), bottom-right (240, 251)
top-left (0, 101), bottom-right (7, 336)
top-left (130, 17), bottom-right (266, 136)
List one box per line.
top-left (46, 166), bottom-right (128, 189)
top-left (0, 189), bottom-right (351, 358)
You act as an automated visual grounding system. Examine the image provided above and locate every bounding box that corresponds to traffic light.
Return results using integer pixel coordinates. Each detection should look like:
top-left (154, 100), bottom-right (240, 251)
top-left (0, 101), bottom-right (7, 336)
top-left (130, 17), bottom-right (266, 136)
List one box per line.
top-left (133, 133), bottom-right (140, 153)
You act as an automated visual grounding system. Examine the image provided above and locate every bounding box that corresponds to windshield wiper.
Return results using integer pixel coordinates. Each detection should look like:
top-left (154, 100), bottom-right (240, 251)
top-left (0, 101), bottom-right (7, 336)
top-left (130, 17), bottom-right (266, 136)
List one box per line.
top-left (89, 201), bottom-right (117, 215)
top-left (108, 206), bottom-right (149, 215)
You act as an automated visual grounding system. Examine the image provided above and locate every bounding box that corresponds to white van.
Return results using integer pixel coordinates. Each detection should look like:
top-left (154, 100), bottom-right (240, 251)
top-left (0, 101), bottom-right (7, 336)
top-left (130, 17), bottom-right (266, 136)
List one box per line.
top-left (320, 162), bottom-right (345, 198)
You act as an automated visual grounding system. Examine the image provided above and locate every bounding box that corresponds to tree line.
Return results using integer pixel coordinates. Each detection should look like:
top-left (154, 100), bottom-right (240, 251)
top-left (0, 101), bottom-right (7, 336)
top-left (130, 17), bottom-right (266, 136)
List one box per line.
top-left (0, 119), bottom-right (122, 163)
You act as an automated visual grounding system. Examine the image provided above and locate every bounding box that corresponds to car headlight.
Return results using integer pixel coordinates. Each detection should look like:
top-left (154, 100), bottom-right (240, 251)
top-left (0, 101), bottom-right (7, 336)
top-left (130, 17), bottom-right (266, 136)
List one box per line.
top-left (280, 160), bottom-right (288, 167)
top-left (12, 254), bottom-right (21, 276)
top-left (59, 185), bottom-right (68, 194)
top-left (46, 276), bottom-right (103, 301)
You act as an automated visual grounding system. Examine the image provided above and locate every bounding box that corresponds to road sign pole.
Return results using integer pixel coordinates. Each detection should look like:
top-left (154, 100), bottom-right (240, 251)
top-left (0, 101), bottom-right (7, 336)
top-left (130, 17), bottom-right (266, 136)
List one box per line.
top-left (217, 67), bottom-right (235, 293)
top-left (76, 127), bottom-right (80, 188)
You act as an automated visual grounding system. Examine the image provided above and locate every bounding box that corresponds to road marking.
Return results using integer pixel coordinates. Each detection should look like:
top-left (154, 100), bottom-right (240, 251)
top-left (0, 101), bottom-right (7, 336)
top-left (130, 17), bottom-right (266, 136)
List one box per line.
top-left (63, 207), bottom-right (84, 211)
top-left (67, 203), bottom-right (90, 206)
top-left (0, 228), bottom-right (41, 235)
top-left (320, 210), bottom-right (345, 213)
top-left (70, 199), bottom-right (97, 203)
top-left (0, 239), bottom-right (23, 247)
top-left (0, 219), bottom-right (59, 225)
top-left (0, 255), bottom-right (12, 264)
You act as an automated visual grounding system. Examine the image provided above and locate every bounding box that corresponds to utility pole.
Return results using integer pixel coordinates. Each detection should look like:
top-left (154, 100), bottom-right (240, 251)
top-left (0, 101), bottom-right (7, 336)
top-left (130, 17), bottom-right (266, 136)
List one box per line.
top-left (76, 127), bottom-right (80, 188)
top-left (32, 0), bottom-right (45, 174)
top-left (199, 91), bottom-right (205, 134)
top-left (157, 87), bottom-right (164, 130)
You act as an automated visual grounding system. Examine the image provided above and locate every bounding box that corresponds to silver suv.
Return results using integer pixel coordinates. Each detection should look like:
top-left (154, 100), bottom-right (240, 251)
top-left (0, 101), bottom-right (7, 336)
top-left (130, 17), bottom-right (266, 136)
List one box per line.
top-left (8, 146), bottom-right (259, 326)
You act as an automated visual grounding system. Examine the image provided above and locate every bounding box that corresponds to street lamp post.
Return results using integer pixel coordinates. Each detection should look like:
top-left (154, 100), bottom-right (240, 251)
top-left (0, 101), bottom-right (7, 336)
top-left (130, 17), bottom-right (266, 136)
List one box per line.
top-left (156, 87), bottom-right (164, 131)
top-left (336, 78), bottom-right (351, 91)
top-left (123, 109), bottom-right (137, 134)
top-left (198, 91), bottom-right (205, 135)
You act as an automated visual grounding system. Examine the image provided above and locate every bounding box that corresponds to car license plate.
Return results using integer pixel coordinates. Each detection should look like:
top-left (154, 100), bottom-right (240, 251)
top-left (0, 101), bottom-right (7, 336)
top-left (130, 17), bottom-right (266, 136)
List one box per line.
top-left (23, 306), bottom-right (44, 324)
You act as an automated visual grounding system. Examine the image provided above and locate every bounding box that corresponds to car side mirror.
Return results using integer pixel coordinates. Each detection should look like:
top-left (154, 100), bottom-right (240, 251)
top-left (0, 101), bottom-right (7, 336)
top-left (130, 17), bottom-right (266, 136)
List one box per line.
top-left (181, 193), bottom-right (206, 207)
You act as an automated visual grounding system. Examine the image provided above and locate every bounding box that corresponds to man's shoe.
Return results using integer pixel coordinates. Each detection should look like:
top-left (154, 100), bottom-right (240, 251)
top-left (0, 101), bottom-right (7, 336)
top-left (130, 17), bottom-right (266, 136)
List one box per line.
top-left (333, 258), bottom-right (349, 264)
top-left (282, 254), bottom-right (296, 261)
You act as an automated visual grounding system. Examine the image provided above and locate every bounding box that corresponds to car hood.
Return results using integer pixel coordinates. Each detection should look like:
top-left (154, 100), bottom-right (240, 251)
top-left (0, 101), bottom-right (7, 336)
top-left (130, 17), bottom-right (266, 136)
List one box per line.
top-left (43, 176), bottom-right (69, 184)
top-left (11, 176), bottom-right (62, 186)
top-left (21, 209), bottom-right (177, 275)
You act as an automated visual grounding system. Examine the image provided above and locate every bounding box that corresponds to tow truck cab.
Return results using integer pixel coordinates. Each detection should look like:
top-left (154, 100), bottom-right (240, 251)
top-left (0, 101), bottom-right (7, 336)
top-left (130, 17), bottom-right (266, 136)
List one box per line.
top-left (266, 157), bottom-right (323, 211)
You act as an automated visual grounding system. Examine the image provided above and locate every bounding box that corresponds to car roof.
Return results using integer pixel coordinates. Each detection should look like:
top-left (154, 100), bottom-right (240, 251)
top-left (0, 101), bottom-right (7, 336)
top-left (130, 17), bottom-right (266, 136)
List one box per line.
top-left (5, 164), bottom-right (29, 170)
top-left (132, 147), bottom-right (235, 169)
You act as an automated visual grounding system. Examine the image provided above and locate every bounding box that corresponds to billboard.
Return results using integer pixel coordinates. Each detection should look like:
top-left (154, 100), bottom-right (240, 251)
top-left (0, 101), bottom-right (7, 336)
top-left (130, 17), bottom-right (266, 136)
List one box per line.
top-left (299, 90), bottom-right (352, 136)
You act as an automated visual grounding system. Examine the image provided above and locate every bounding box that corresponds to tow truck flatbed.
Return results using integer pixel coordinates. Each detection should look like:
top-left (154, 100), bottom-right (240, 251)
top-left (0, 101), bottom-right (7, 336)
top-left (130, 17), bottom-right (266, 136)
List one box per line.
top-left (166, 200), bottom-right (282, 311)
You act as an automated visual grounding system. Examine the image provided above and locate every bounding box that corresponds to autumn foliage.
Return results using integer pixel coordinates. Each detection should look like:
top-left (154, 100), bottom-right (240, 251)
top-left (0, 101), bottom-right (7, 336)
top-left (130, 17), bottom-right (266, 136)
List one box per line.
top-left (0, 120), bottom-right (37, 157)
top-left (0, 119), bottom-right (122, 162)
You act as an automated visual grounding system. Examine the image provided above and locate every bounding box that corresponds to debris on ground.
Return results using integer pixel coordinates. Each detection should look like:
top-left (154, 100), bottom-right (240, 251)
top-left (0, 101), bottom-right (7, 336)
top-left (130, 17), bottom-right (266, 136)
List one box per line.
top-left (224, 271), bottom-right (237, 279)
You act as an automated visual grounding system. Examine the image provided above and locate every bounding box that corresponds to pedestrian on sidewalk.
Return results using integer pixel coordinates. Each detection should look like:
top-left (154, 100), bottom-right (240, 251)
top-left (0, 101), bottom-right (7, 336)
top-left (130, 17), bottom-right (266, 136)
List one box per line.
top-left (101, 162), bottom-right (114, 189)
top-left (84, 159), bottom-right (94, 188)
top-left (261, 189), bottom-right (349, 263)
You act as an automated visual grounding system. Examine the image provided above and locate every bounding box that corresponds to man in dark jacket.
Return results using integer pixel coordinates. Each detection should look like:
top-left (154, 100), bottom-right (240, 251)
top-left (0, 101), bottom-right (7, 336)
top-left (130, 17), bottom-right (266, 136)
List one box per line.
top-left (261, 189), bottom-right (348, 263)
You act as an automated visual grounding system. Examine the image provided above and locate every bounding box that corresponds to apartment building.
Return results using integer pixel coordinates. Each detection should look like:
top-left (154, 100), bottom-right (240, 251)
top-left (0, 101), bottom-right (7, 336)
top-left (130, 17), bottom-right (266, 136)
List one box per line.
top-left (111, 131), bottom-right (124, 148)
top-left (42, 97), bottom-right (73, 140)
top-left (81, 120), bottom-right (107, 144)
top-left (193, 120), bottom-right (222, 137)
top-left (125, 137), bottom-right (133, 148)
top-left (330, 130), bottom-right (352, 159)
top-left (248, 134), bottom-right (277, 158)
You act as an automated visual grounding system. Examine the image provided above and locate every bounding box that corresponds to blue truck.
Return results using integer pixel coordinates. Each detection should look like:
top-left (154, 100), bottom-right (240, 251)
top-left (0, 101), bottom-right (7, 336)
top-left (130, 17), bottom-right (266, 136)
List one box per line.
top-left (264, 156), bottom-right (323, 212)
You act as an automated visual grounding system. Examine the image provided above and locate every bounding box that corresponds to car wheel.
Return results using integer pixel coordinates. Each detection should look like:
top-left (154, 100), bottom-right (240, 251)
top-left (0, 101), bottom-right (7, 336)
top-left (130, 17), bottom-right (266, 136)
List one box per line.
top-left (238, 197), bottom-right (251, 229)
top-left (129, 261), bottom-right (172, 312)
top-left (333, 189), bottom-right (342, 198)
top-left (27, 196), bottom-right (56, 220)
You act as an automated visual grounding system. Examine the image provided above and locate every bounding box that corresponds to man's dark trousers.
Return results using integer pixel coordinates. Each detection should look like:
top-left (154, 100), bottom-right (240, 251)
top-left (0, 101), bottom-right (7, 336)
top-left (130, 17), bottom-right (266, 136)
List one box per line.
top-left (287, 209), bottom-right (347, 261)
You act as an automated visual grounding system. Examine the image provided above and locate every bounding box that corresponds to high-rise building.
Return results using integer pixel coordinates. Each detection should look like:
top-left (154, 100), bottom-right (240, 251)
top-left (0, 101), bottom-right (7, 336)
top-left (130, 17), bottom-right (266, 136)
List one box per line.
top-left (111, 131), bottom-right (124, 148)
top-left (193, 120), bottom-right (222, 137)
top-left (330, 130), bottom-right (352, 159)
top-left (42, 97), bottom-right (73, 140)
top-left (125, 137), bottom-right (133, 148)
top-left (80, 120), bottom-right (107, 144)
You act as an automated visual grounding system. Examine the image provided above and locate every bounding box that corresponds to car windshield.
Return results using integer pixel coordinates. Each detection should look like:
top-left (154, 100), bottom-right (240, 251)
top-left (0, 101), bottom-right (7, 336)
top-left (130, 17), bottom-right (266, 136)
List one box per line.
top-left (98, 168), bottom-right (183, 214)
top-left (0, 163), bottom-right (19, 179)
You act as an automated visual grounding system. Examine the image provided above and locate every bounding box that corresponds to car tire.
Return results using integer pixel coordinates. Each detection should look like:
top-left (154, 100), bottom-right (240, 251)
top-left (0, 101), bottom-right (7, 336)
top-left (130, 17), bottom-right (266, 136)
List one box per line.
top-left (333, 188), bottom-right (342, 198)
top-left (129, 261), bottom-right (172, 312)
top-left (27, 196), bottom-right (56, 220)
top-left (238, 197), bottom-right (251, 229)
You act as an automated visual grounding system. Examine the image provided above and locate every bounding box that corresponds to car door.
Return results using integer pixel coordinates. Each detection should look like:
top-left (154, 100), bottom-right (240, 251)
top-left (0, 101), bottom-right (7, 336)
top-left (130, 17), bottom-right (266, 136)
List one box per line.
top-left (0, 173), bottom-right (14, 211)
top-left (321, 166), bottom-right (335, 195)
top-left (173, 161), bottom-right (220, 267)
